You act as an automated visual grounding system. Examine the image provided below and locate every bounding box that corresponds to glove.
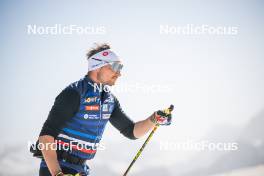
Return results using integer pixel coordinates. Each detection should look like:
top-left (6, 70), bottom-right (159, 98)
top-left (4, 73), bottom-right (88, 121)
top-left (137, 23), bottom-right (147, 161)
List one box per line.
top-left (150, 105), bottom-right (174, 126)
top-left (55, 172), bottom-right (86, 176)
top-left (64, 174), bottom-right (85, 176)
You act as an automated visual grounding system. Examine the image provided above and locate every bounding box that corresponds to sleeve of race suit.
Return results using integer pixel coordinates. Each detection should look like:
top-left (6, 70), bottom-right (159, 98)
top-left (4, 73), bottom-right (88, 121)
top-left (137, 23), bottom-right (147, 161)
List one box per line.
top-left (39, 88), bottom-right (80, 138)
top-left (109, 97), bottom-right (137, 140)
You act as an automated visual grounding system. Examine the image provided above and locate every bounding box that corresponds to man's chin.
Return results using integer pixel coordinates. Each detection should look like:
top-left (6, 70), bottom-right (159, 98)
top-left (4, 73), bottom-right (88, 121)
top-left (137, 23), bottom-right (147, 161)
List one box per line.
top-left (109, 81), bottom-right (116, 86)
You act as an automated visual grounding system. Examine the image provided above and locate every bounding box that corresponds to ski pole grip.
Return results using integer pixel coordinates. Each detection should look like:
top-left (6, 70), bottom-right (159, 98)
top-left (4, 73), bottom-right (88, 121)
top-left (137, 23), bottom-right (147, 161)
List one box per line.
top-left (168, 104), bottom-right (174, 112)
top-left (164, 104), bottom-right (174, 114)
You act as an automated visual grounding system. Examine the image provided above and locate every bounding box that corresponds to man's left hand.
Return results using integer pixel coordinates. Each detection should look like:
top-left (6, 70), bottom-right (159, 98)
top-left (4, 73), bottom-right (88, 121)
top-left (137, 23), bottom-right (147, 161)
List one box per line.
top-left (150, 109), bottom-right (172, 126)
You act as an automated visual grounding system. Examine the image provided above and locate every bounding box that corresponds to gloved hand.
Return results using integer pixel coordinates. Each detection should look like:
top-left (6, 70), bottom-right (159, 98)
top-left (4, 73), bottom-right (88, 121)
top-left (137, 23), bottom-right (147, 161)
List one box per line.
top-left (56, 172), bottom-right (86, 176)
top-left (64, 173), bottom-right (85, 176)
top-left (150, 105), bottom-right (174, 126)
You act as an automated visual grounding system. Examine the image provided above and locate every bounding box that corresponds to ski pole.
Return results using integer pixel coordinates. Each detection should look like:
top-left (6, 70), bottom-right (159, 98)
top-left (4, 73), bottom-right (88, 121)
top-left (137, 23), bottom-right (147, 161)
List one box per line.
top-left (123, 105), bottom-right (174, 176)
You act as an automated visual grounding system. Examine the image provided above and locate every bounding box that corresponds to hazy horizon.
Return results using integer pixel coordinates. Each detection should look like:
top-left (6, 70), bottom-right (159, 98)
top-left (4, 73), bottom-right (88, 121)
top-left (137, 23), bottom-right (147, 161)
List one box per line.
top-left (0, 0), bottom-right (264, 175)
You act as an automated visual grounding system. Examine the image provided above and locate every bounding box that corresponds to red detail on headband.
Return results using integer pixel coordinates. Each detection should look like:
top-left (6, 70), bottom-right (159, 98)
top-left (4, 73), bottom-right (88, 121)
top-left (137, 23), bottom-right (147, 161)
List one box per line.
top-left (102, 51), bottom-right (109, 56)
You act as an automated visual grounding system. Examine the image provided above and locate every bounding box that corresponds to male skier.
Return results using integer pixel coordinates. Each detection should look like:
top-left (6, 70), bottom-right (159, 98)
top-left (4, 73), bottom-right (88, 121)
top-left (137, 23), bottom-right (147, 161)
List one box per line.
top-left (36, 43), bottom-right (172, 176)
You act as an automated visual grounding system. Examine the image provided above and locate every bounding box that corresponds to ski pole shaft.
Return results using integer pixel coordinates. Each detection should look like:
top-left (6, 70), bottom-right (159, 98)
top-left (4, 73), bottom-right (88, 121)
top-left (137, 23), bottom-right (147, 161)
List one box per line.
top-left (123, 105), bottom-right (174, 176)
top-left (123, 124), bottom-right (159, 176)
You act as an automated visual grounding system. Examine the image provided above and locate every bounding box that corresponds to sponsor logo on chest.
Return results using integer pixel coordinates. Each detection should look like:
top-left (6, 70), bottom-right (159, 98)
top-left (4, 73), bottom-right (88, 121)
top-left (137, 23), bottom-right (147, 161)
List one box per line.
top-left (83, 114), bottom-right (100, 120)
top-left (102, 114), bottom-right (111, 119)
top-left (102, 103), bottom-right (114, 113)
top-left (84, 96), bottom-right (99, 103)
top-left (85, 105), bottom-right (100, 111)
top-left (102, 104), bottom-right (108, 112)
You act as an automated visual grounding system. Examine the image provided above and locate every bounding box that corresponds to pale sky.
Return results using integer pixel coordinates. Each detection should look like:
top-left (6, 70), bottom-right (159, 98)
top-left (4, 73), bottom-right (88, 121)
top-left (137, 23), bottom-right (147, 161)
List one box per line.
top-left (0, 1), bottom-right (263, 167)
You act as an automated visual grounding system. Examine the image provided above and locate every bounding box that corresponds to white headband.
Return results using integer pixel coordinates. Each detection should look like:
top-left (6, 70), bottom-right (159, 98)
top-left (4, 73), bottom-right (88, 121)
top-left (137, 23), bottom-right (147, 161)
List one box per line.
top-left (88, 49), bottom-right (120, 71)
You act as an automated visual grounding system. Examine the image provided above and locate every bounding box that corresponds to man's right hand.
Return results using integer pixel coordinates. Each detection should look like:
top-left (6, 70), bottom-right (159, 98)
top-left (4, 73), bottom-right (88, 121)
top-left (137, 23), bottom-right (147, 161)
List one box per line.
top-left (56, 172), bottom-right (85, 176)
top-left (39, 135), bottom-right (62, 176)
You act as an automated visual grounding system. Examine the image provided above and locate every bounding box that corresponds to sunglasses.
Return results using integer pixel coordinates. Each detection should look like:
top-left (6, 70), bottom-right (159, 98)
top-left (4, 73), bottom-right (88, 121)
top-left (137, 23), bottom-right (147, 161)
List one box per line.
top-left (91, 58), bottom-right (123, 72)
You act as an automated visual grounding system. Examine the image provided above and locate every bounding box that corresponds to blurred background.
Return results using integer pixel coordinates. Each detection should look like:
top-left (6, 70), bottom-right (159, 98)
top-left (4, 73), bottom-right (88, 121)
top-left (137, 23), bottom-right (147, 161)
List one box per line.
top-left (0, 0), bottom-right (264, 175)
